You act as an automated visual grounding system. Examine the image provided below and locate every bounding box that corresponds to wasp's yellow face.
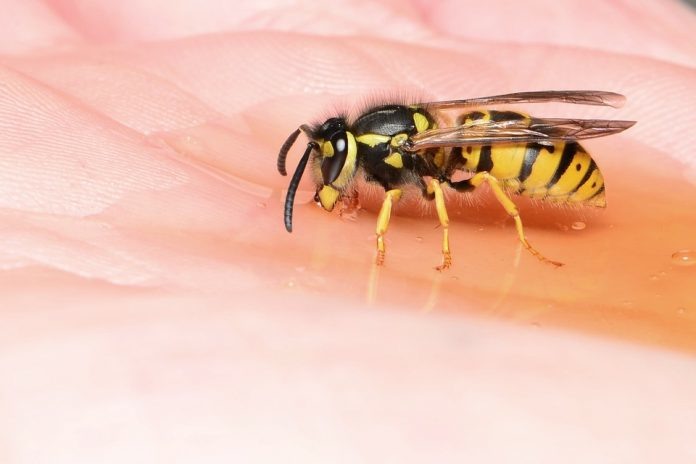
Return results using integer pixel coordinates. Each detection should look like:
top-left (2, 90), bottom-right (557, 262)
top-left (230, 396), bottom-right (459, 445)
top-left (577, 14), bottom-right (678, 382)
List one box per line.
top-left (311, 118), bottom-right (358, 212)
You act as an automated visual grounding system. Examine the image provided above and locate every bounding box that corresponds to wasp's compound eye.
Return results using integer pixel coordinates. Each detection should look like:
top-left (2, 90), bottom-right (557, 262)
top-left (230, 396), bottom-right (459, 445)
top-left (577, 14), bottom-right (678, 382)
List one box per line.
top-left (321, 132), bottom-right (349, 185)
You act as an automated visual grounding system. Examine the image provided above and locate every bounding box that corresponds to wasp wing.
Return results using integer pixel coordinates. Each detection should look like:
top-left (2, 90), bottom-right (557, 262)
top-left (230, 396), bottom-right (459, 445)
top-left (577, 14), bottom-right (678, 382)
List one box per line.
top-left (403, 117), bottom-right (636, 151)
top-left (423, 90), bottom-right (627, 112)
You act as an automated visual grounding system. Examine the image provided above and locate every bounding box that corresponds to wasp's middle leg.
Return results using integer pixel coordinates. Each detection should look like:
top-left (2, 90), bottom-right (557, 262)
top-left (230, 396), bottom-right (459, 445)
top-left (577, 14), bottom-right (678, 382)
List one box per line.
top-left (426, 178), bottom-right (452, 271)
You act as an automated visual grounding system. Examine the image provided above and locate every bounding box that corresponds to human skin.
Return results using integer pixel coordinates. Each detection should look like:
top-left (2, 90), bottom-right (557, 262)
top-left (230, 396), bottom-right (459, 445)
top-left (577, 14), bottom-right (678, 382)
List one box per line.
top-left (1, 0), bottom-right (695, 462)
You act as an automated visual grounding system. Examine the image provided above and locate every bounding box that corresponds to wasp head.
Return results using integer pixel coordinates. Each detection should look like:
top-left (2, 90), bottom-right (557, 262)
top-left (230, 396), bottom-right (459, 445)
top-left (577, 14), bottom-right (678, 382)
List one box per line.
top-left (277, 117), bottom-right (358, 232)
top-left (310, 118), bottom-right (358, 213)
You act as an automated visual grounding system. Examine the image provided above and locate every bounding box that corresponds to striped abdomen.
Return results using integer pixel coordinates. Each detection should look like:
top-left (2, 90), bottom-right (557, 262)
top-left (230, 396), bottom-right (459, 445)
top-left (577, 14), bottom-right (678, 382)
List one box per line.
top-left (452, 110), bottom-right (606, 207)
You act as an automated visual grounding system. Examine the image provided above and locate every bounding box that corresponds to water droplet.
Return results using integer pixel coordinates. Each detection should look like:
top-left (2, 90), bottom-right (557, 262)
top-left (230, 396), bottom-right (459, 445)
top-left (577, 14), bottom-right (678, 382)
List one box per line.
top-left (256, 201), bottom-right (267, 208)
top-left (671, 250), bottom-right (696, 266)
top-left (571, 221), bottom-right (586, 231)
top-left (649, 274), bottom-right (659, 281)
top-left (677, 307), bottom-right (686, 315)
top-left (556, 223), bottom-right (569, 232)
top-left (415, 236), bottom-right (423, 243)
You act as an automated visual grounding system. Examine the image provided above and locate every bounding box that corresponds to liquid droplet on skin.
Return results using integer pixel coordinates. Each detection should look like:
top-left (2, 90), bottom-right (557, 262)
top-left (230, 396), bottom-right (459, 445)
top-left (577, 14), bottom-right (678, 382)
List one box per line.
top-left (571, 221), bottom-right (586, 231)
top-left (649, 274), bottom-right (659, 281)
top-left (671, 250), bottom-right (696, 266)
top-left (677, 307), bottom-right (686, 315)
top-left (415, 236), bottom-right (423, 243)
top-left (257, 201), bottom-right (267, 209)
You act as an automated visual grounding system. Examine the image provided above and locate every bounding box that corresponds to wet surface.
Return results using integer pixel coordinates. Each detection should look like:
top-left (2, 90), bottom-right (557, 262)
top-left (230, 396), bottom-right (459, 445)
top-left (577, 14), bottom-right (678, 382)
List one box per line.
top-left (154, 120), bottom-right (696, 353)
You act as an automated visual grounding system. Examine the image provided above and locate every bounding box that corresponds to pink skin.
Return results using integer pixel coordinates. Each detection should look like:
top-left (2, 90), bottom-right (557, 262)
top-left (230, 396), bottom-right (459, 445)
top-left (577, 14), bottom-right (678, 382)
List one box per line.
top-left (1, 1), bottom-right (696, 462)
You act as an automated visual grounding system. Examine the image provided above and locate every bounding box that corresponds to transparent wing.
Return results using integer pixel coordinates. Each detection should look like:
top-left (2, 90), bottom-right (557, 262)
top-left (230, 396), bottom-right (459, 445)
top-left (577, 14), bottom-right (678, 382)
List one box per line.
top-left (403, 117), bottom-right (636, 151)
top-left (422, 90), bottom-right (627, 112)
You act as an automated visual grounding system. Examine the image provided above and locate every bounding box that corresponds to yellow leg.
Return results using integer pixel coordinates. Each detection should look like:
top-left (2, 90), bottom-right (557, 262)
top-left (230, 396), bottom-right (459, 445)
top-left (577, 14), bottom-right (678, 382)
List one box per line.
top-left (429, 179), bottom-right (452, 270)
top-left (375, 189), bottom-right (402, 265)
top-left (469, 172), bottom-right (563, 267)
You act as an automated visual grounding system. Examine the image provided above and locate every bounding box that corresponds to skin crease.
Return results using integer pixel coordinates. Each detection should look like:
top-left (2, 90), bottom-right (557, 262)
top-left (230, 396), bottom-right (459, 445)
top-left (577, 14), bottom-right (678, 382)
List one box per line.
top-left (0, 0), bottom-right (695, 462)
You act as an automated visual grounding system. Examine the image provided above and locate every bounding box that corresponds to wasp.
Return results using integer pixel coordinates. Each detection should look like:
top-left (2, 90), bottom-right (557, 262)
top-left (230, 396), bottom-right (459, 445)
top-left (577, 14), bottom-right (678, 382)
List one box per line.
top-left (277, 90), bottom-right (635, 269)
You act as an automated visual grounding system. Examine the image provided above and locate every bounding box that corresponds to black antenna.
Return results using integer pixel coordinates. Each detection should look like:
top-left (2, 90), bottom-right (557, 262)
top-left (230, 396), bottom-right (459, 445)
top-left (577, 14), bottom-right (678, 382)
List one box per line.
top-left (277, 127), bottom-right (302, 176)
top-left (284, 142), bottom-right (317, 232)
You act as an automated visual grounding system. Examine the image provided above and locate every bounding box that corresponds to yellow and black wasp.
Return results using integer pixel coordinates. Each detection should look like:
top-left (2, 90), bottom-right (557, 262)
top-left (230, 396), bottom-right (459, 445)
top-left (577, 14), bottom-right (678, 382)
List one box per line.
top-left (277, 90), bottom-right (635, 269)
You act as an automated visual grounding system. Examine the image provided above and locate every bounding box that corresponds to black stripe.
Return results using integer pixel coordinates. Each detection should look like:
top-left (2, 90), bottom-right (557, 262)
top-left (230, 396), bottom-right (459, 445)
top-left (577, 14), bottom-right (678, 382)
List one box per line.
top-left (488, 110), bottom-right (527, 122)
top-left (446, 147), bottom-right (463, 175)
top-left (477, 145), bottom-right (493, 172)
top-left (547, 142), bottom-right (577, 188)
top-left (457, 111), bottom-right (486, 124)
top-left (589, 184), bottom-right (605, 200)
top-left (519, 143), bottom-right (541, 182)
top-left (572, 159), bottom-right (597, 194)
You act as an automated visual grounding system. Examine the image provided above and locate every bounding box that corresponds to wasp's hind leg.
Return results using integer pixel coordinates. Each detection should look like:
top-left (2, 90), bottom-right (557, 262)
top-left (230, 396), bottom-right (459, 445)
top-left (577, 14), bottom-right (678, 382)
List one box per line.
top-left (375, 189), bottom-right (402, 265)
top-left (449, 172), bottom-right (563, 267)
top-left (426, 179), bottom-right (452, 271)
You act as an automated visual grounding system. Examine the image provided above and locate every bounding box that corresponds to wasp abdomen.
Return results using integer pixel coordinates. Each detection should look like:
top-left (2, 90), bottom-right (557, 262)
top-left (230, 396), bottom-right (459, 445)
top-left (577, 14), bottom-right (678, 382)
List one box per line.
top-left (452, 110), bottom-right (606, 207)
top-left (279, 90), bottom-right (633, 267)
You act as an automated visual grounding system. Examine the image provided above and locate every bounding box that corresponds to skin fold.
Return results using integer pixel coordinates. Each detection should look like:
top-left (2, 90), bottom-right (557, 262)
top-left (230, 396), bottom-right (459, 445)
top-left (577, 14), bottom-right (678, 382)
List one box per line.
top-left (0, 0), bottom-right (695, 462)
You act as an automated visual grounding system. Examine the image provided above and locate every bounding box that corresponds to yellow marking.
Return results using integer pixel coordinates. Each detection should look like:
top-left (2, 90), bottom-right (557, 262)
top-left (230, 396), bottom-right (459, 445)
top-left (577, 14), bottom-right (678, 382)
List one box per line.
top-left (489, 144), bottom-right (526, 180)
top-left (356, 133), bottom-right (390, 147)
top-left (461, 145), bottom-right (481, 171)
top-left (375, 189), bottom-right (402, 265)
top-left (390, 133), bottom-right (408, 147)
top-left (569, 168), bottom-right (606, 205)
top-left (501, 178), bottom-right (521, 192)
top-left (548, 148), bottom-right (592, 197)
top-left (429, 179), bottom-right (452, 270)
top-left (470, 172), bottom-right (563, 267)
top-left (317, 185), bottom-right (340, 211)
top-left (434, 149), bottom-right (445, 168)
top-left (383, 152), bottom-right (403, 169)
top-left (321, 141), bottom-right (333, 157)
top-left (330, 132), bottom-right (357, 190)
top-left (521, 144), bottom-right (564, 192)
top-left (413, 112), bottom-right (429, 132)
